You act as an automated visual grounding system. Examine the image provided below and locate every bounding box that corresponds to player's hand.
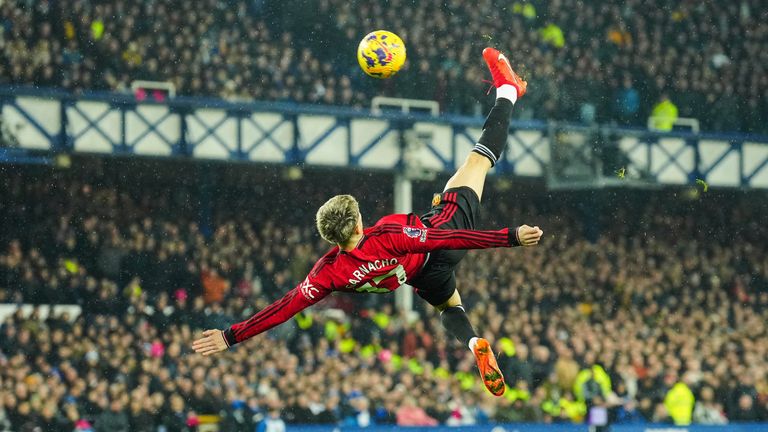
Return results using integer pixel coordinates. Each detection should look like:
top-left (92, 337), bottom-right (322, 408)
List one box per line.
top-left (516, 225), bottom-right (543, 246)
top-left (192, 329), bottom-right (229, 356)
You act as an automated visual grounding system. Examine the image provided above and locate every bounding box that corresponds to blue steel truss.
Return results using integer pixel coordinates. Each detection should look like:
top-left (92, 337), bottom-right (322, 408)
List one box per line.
top-left (1, 86), bottom-right (767, 189)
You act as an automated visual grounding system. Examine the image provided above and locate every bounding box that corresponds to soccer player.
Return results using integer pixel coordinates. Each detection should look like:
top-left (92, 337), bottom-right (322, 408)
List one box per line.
top-left (193, 48), bottom-right (543, 397)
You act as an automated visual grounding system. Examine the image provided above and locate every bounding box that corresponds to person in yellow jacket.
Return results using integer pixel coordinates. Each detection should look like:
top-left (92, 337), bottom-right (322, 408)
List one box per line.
top-left (559, 392), bottom-right (587, 422)
top-left (512, 2), bottom-right (537, 20)
top-left (649, 93), bottom-right (679, 131)
top-left (540, 23), bottom-right (565, 48)
top-left (574, 365), bottom-right (612, 401)
top-left (294, 311), bottom-right (313, 330)
top-left (664, 381), bottom-right (695, 425)
top-left (505, 380), bottom-right (531, 403)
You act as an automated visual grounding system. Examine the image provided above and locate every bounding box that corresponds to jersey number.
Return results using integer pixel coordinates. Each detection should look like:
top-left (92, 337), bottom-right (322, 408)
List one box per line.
top-left (355, 265), bottom-right (407, 294)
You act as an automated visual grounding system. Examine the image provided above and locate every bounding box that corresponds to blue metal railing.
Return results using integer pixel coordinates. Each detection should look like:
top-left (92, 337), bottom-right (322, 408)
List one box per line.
top-left (1, 86), bottom-right (767, 188)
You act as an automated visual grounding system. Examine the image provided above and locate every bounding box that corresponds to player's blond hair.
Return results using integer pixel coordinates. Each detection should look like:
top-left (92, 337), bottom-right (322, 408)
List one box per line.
top-left (315, 195), bottom-right (360, 245)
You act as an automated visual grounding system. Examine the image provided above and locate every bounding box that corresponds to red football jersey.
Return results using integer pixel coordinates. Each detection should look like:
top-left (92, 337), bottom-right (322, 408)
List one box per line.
top-left (223, 213), bottom-right (518, 346)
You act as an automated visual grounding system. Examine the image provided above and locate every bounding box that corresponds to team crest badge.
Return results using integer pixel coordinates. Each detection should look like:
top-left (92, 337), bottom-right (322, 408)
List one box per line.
top-left (432, 194), bottom-right (441, 207)
top-left (403, 226), bottom-right (427, 242)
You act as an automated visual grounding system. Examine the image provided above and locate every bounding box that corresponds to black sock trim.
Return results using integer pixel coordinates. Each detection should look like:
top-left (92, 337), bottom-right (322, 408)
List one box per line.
top-left (472, 144), bottom-right (497, 166)
top-left (477, 99), bottom-right (514, 164)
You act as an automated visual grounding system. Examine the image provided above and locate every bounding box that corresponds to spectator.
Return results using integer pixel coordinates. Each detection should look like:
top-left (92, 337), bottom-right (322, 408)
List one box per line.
top-left (614, 76), bottom-right (641, 125)
top-left (693, 387), bottom-right (728, 425)
top-left (540, 23), bottom-right (565, 49)
top-left (614, 399), bottom-right (646, 424)
top-left (664, 380), bottom-right (695, 426)
top-left (1, 167), bottom-right (767, 428)
top-left (396, 397), bottom-right (438, 426)
top-left (314, 396), bottom-right (340, 424)
top-left (343, 395), bottom-right (373, 427)
top-left (220, 400), bottom-right (258, 431)
top-left (0, 0), bottom-right (764, 133)
top-left (730, 394), bottom-right (762, 423)
top-left (501, 343), bottom-right (534, 386)
top-left (648, 93), bottom-right (679, 131)
top-left (159, 395), bottom-right (196, 432)
top-left (202, 268), bottom-right (229, 304)
top-left (93, 399), bottom-right (129, 432)
top-left (258, 409), bottom-right (286, 432)
top-left (284, 395), bottom-right (313, 424)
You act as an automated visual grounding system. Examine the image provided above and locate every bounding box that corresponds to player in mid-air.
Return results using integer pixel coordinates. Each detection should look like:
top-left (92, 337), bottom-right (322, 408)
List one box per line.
top-left (193, 47), bottom-right (543, 396)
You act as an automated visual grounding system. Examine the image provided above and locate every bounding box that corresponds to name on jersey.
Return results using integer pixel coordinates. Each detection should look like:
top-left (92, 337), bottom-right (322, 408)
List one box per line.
top-left (347, 258), bottom-right (399, 286)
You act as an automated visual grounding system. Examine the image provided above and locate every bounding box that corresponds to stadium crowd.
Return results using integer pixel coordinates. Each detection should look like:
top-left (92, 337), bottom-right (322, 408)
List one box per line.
top-left (1, 166), bottom-right (768, 431)
top-left (0, 0), bottom-right (766, 133)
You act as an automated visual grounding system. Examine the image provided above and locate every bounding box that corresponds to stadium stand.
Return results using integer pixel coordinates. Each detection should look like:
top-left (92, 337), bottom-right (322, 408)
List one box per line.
top-left (1, 1), bottom-right (768, 431)
top-left (0, 0), bottom-right (766, 133)
top-left (1, 163), bottom-right (767, 431)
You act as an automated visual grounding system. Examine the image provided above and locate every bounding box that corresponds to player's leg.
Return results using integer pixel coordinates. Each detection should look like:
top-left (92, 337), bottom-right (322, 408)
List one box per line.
top-left (415, 269), bottom-right (506, 396)
top-left (442, 48), bottom-right (528, 202)
top-left (413, 48), bottom-right (526, 396)
top-left (435, 288), bottom-right (506, 396)
top-left (435, 290), bottom-right (475, 345)
top-left (443, 153), bottom-right (492, 202)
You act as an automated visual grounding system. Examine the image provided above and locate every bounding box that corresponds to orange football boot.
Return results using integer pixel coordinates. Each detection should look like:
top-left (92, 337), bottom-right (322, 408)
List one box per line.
top-left (473, 338), bottom-right (506, 396)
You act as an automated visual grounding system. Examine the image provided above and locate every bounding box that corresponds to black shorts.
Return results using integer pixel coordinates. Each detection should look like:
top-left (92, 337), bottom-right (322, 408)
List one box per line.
top-left (409, 186), bottom-right (481, 306)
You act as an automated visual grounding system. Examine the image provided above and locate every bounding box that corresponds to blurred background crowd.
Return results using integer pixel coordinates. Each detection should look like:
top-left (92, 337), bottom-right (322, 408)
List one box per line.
top-left (0, 0), bottom-right (766, 133)
top-left (1, 0), bottom-right (767, 430)
top-left (1, 161), bottom-right (767, 431)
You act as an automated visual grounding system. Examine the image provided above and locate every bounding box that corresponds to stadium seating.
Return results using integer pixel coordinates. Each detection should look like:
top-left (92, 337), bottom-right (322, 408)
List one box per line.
top-left (1, 1), bottom-right (767, 429)
top-left (0, 0), bottom-right (765, 133)
top-left (1, 164), bottom-right (767, 430)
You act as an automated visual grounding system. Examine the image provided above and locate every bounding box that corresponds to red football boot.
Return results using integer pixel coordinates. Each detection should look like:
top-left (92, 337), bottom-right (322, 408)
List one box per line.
top-left (482, 47), bottom-right (527, 97)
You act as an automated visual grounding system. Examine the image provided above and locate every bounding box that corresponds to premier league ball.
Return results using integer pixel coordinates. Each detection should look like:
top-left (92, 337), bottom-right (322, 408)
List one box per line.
top-left (357, 30), bottom-right (407, 79)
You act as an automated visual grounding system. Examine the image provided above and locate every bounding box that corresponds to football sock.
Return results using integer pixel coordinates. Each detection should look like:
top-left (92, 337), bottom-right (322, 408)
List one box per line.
top-left (440, 305), bottom-right (478, 347)
top-left (472, 98), bottom-right (514, 167)
top-left (468, 336), bottom-right (480, 352)
top-left (496, 84), bottom-right (518, 104)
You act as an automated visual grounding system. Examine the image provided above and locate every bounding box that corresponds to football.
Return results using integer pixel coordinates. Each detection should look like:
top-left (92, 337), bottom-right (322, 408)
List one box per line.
top-left (357, 30), bottom-right (407, 79)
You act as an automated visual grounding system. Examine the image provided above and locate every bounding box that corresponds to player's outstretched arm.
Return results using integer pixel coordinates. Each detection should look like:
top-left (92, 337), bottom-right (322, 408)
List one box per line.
top-left (516, 224), bottom-right (544, 246)
top-left (192, 277), bottom-right (328, 356)
top-left (384, 223), bottom-right (543, 255)
top-left (192, 329), bottom-right (228, 356)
